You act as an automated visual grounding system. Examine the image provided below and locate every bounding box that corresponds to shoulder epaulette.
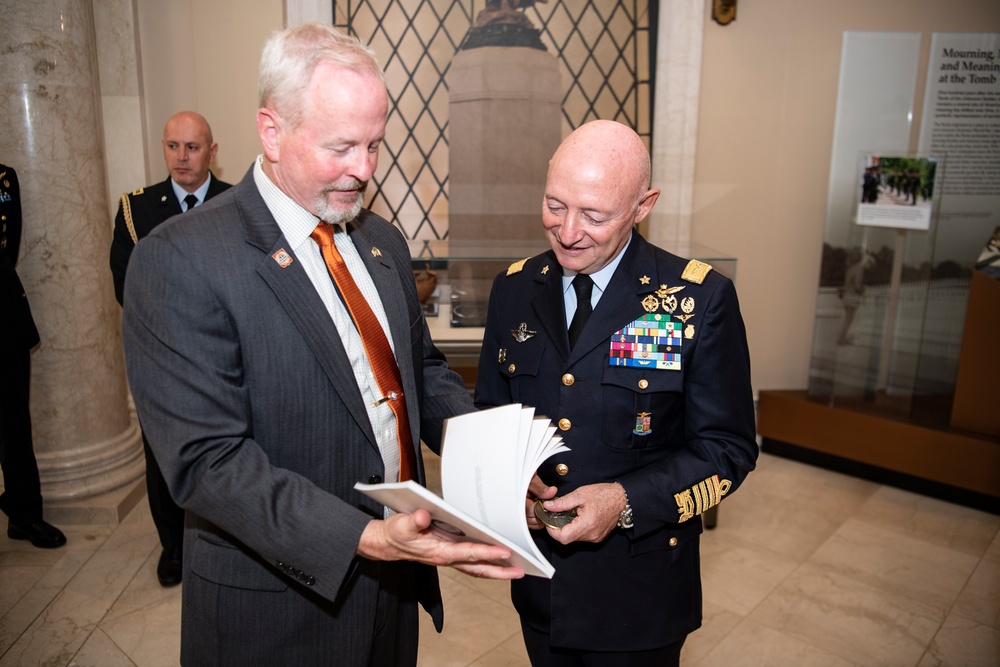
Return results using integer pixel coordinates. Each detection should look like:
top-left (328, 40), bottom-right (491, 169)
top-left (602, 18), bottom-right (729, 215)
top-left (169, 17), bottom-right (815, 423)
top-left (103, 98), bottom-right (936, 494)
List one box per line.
top-left (131, 187), bottom-right (144, 196)
top-left (120, 192), bottom-right (139, 246)
top-left (506, 257), bottom-right (529, 276)
top-left (681, 259), bottom-right (712, 285)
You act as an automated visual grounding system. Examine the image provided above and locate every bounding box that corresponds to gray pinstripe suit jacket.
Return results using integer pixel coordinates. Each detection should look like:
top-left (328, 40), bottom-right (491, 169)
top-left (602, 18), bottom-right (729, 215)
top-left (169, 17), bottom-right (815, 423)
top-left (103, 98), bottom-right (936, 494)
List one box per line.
top-left (122, 165), bottom-right (474, 664)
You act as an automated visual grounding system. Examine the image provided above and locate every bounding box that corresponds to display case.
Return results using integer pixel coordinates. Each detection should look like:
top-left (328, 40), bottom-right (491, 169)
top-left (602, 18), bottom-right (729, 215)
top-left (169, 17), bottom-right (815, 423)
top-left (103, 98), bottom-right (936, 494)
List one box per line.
top-left (759, 153), bottom-right (1000, 510)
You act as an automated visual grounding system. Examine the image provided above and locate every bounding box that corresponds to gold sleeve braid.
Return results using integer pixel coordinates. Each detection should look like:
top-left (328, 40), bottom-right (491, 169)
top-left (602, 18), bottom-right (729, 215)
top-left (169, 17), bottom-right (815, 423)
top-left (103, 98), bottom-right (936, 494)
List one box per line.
top-left (120, 192), bottom-right (139, 245)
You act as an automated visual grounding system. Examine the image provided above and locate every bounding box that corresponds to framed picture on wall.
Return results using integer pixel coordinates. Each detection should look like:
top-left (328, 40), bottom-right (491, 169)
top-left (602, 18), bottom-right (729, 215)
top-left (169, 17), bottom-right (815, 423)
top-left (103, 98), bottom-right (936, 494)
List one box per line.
top-left (856, 154), bottom-right (939, 230)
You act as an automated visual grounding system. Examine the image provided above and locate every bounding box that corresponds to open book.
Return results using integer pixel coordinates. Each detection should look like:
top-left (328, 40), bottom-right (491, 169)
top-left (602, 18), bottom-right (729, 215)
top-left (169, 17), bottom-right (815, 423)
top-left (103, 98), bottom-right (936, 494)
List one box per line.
top-left (354, 403), bottom-right (568, 578)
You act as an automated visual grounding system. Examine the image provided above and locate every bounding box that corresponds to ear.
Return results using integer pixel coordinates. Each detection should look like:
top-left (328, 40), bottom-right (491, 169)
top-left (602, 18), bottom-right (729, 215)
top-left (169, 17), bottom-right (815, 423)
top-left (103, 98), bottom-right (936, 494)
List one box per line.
top-left (257, 108), bottom-right (281, 163)
top-left (209, 142), bottom-right (219, 164)
top-left (634, 188), bottom-right (660, 223)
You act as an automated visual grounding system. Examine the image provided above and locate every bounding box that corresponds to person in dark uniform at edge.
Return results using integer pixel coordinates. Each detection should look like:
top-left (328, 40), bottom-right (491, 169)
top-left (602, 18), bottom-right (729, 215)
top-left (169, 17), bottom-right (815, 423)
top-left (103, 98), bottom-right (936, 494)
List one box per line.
top-left (474, 120), bottom-right (758, 666)
top-left (109, 111), bottom-right (232, 586)
top-left (1, 162), bottom-right (66, 549)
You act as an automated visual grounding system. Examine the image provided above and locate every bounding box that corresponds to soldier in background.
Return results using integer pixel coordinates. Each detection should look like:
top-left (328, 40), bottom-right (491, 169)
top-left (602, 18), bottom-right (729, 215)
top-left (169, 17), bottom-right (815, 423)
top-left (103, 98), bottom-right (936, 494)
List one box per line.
top-left (109, 111), bottom-right (232, 586)
top-left (0, 162), bottom-right (66, 549)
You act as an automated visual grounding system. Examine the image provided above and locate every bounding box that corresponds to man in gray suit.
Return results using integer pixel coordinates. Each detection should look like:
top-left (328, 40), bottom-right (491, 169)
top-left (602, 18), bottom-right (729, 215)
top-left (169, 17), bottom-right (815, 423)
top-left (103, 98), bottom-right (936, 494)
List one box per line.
top-left (121, 23), bottom-right (522, 666)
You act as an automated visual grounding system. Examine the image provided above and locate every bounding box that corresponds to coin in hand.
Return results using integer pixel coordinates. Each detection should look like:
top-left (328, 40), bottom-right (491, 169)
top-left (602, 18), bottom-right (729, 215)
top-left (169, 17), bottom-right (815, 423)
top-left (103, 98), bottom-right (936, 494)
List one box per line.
top-left (533, 499), bottom-right (577, 529)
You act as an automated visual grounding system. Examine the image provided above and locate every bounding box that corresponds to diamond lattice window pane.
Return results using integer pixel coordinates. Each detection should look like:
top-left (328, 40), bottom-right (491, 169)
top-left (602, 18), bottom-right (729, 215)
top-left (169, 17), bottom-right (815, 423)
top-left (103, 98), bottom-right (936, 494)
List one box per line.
top-left (337, 1), bottom-right (650, 243)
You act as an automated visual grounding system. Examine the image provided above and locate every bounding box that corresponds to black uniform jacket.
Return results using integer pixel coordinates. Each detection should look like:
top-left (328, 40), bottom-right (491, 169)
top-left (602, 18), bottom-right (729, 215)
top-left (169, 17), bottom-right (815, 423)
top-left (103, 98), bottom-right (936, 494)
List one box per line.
top-left (0, 164), bottom-right (39, 351)
top-left (474, 230), bottom-right (758, 651)
top-left (109, 174), bottom-right (232, 305)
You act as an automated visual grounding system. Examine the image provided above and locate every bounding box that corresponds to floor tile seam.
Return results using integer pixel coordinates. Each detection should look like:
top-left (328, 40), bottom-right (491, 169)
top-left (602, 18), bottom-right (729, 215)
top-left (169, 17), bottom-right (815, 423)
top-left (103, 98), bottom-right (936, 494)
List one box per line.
top-left (732, 555), bottom-right (812, 622)
top-left (704, 528), bottom-right (816, 565)
top-left (935, 558), bottom-right (1000, 633)
top-left (697, 614), bottom-right (872, 667)
top-left (0, 546), bottom-right (107, 662)
top-left (799, 548), bottom-right (975, 622)
top-left (68, 626), bottom-right (139, 667)
top-left (754, 560), bottom-right (951, 664)
top-left (16, 539), bottom-right (158, 661)
top-left (86, 546), bottom-right (159, 631)
top-left (938, 607), bottom-right (1000, 633)
top-left (845, 514), bottom-right (1000, 560)
top-left (741, 599), bottom-right (906, 667)
top-left (798, 556), bottom-right (962, 631)
top-left (466, 628), bottom-right (523, 667)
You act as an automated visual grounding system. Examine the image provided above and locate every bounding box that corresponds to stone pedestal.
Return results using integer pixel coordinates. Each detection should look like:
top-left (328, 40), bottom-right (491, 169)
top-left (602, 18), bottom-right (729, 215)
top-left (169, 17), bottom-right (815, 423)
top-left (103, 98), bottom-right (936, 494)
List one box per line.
top-left (447, 46), bottom-right (561, 244)
top-left (0, 1), bottom-right (144, 511)
top-left (447, 47), bottom-right (561, 314)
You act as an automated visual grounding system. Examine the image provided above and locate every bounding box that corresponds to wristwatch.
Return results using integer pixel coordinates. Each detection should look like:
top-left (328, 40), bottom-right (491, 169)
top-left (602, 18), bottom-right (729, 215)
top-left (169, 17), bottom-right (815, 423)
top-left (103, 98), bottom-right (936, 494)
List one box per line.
top-left (617, 485), bottom-right (634, 530)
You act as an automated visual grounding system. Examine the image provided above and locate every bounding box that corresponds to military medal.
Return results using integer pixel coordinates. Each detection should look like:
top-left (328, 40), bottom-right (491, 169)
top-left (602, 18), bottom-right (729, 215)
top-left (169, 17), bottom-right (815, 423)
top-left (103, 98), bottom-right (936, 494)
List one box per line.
top-left (533, 499), bottom-right (577, 528)
top-left (641, 295), bottom-right (659, 313)
top-left (511, 322), bottom-right (536, 342)
top-left (633, 411), bottom-right (652, 436)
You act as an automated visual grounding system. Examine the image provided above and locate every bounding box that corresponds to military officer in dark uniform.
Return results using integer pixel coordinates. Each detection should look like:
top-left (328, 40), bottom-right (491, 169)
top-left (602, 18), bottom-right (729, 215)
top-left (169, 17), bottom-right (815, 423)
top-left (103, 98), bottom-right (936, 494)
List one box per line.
top-left (0, 163), bottom-right (67, 549)
top-left (475, 120), bottom-right (758, 665)
top-left (109, 111), bottom-right (232, 585)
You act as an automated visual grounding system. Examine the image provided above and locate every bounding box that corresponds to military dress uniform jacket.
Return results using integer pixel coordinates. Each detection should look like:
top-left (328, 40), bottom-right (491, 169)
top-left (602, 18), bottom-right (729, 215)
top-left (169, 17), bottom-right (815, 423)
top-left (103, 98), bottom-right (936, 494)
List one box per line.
top-left (109, 174), bottom-right (232, 305)
top-left (1, 165), bottom-right (39, 352)
top-left (474, 230), bottom-right (758, 652)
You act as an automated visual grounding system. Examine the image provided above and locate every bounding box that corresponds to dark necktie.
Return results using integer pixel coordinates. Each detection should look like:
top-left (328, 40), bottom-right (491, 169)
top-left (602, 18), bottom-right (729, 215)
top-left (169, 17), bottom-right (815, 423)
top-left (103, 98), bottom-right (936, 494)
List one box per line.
top-left (568, 273), bottom-right (594, 349)
top-left (183, 194), bottom-right (198, 211)
top-left (310, 223), bottom-right (417, 482)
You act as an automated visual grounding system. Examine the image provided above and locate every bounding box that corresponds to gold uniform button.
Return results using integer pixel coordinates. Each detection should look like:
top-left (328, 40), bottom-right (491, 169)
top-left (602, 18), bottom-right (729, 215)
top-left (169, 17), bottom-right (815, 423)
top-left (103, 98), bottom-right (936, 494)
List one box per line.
top-left (562, 373), bottom-right (575, 386)
top-left (558, 418), bottom-right (571, 431)
top-left (638, 379), bottom-right (648, 390)
top-left (668, 537), bottom-right (678, 547)
top-left (555, 463), bottom-right (569, 476)
top-left (508, 364), bottom-right (516, 374)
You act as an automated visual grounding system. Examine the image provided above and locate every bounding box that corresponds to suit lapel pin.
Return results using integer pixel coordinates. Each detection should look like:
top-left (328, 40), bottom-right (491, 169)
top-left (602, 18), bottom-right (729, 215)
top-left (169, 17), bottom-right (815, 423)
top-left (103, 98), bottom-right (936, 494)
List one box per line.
top-left (640, 275), bottom-right (650, 285)
top-left (511, 322), bottom-right (536, 342)
top-left (161, 195), bottom-right (168, 203)
top-left (371, 247), bottom-right (382, 258)
top-left (272, 248), bottom-right (293, 268)
top-left (541, 265), bottom-right (550, 275)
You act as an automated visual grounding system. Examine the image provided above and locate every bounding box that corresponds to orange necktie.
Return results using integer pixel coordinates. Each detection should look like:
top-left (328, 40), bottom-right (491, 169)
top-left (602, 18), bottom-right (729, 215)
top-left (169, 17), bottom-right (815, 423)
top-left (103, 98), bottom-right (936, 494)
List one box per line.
top-left (311, 223), bottom-right (416, 482)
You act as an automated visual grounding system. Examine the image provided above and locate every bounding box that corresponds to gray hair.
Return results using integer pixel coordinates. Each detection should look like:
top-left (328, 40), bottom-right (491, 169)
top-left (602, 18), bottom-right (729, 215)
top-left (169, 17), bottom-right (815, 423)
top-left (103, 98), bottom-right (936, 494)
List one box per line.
top-left (258, 22), bottom-right (386, 127)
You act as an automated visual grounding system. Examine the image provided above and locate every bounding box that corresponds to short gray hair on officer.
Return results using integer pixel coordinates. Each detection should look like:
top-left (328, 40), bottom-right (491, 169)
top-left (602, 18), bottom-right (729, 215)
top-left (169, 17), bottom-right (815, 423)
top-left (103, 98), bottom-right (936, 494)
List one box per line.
top-left (258, 22), bottom-right (386, 128)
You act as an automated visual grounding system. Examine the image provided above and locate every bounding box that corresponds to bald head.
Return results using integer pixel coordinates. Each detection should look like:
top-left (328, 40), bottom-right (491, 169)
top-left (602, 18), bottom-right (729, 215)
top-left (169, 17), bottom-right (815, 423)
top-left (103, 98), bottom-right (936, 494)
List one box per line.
top-left (541, 120), bottom-right (659, 274)
top-left (549, 120), bottom-right (652, 201)
top-left (162, 111), bottom-right (218, 192)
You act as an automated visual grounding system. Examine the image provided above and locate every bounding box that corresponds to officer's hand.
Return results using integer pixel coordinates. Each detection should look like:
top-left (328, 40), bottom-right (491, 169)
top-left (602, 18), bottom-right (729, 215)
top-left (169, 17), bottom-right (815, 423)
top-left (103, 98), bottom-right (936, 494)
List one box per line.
top-left (526, 474), bottom-right (557, 530)
top-left (539, 482), bottom-right (626, 544)
top-left (358, 510), bottom-right (525, 580)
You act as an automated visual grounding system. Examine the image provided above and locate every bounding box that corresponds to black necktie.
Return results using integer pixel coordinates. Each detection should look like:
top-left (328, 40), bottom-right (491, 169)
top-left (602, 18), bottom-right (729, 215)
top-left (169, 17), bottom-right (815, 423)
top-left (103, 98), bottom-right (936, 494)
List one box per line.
top-left (183, 194), bottom-right (198, 211)
top-left (568, 274), bottom-right (593, 349)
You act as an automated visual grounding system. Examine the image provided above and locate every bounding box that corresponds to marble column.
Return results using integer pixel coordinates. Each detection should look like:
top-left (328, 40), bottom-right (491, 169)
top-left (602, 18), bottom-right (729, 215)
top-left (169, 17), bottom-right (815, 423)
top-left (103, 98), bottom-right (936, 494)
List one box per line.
top-left (0, 1), bottom-right (144, 505)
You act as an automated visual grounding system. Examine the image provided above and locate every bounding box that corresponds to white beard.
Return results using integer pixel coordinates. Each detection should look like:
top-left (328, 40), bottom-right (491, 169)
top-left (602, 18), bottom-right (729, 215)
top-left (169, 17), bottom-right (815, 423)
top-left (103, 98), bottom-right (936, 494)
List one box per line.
top-left (315, 187), bottom-right (364, 225)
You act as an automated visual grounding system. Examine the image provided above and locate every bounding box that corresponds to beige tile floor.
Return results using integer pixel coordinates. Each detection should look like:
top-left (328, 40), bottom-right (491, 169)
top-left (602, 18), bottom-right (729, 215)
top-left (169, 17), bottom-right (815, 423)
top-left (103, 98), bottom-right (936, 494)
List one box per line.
top-left (1, 451), bottom-right (998, 666)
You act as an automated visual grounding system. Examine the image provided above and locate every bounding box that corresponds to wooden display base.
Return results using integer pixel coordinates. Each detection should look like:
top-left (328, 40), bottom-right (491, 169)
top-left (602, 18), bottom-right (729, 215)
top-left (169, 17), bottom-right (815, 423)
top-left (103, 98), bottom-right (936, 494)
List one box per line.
top-left (758, 390), bottom-right (1000, 514)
